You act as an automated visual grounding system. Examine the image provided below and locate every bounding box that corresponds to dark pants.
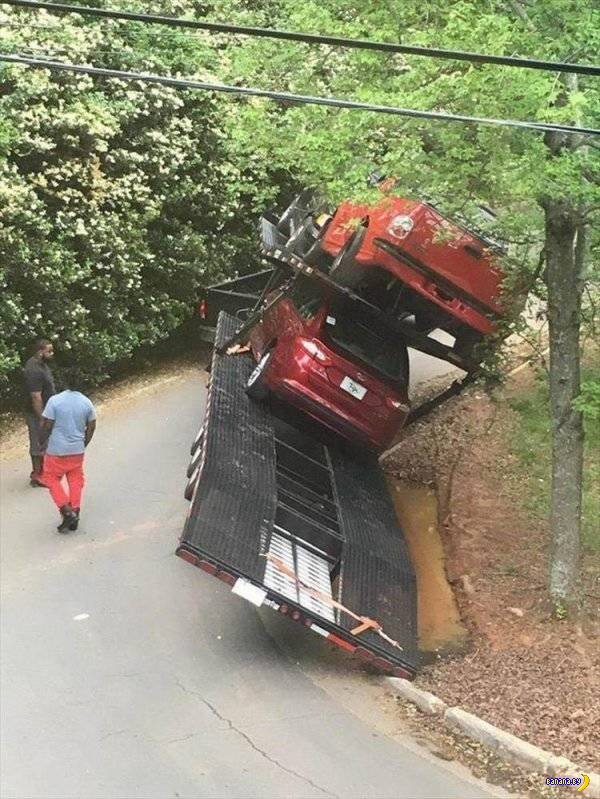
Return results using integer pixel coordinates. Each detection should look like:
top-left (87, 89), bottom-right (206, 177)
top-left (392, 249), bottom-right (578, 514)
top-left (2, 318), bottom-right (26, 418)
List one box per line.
top-left (26, 413), bottom-right (44, 475)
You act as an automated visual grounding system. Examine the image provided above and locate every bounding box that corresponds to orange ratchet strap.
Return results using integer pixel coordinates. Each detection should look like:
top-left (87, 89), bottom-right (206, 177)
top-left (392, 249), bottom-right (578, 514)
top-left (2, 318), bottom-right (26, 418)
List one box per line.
top-left (262, 553), bottom-right (403, 651)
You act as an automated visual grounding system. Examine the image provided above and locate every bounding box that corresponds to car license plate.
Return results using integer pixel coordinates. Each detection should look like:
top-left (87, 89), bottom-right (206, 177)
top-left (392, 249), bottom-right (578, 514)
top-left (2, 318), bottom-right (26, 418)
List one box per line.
top-left (340, 376), bottom-right (367, 400)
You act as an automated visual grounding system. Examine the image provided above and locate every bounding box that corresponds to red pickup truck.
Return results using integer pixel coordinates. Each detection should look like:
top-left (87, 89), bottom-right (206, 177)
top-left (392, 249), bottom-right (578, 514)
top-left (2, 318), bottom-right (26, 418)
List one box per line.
top-left (286, 186), bottom-right (506, 358)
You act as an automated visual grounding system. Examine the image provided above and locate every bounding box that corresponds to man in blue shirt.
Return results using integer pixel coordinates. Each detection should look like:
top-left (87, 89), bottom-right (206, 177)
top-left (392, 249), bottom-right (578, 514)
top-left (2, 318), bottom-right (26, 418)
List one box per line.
top-left (41, 370), bottom-right (96, 532)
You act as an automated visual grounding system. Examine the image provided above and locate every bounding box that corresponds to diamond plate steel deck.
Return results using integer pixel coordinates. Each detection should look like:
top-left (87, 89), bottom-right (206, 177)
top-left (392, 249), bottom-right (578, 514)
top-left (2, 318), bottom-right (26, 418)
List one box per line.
top-left (180, 313), bottom-right (277, 581)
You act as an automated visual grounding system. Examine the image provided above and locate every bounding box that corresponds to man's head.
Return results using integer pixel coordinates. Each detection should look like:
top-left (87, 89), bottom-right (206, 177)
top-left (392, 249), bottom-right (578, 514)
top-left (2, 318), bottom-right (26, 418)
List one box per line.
top-left (59, 366), bottom-right (85, 393)
top-left (33, 338), bottom-right (54, 361)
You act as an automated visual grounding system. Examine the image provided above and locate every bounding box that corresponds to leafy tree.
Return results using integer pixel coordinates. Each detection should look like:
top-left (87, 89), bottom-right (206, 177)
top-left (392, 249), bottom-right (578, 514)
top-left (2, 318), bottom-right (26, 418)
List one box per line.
top-left (213, 0), bottom-right (599, 607)
top-left (0, 1), bottom-right (274, 398)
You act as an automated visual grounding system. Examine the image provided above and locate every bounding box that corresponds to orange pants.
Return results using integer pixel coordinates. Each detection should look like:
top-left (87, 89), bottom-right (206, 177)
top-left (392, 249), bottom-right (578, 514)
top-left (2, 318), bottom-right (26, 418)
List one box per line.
top-left (43, 453), bottom-right (85, 510)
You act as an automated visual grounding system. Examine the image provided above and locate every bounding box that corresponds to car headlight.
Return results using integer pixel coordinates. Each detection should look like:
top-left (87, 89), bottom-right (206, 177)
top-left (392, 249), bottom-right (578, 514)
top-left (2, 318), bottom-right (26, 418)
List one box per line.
top-left (387, 214), bottom-right (414, 239)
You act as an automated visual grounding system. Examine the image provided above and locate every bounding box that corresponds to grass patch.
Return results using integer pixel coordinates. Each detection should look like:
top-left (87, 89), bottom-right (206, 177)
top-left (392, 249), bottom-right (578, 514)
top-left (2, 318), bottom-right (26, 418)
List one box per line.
top-left (509, 368), bottom-right (600, 553)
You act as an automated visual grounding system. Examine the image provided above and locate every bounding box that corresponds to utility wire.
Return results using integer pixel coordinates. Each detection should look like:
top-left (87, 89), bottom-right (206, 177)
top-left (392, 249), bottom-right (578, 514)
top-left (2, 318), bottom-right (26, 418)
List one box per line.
top-left (1, 52), bottom-right (598, 136)
top-left (2, 0), bottom-right (599, 77)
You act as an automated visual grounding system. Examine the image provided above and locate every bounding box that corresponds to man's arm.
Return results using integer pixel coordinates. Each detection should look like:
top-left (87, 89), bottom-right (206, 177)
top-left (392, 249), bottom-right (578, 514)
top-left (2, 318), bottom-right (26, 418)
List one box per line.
top-left (30, 391), bottom-right (44, 418)
top-left (84, 419), bottom-right (96, 447)
top-left (39, 417), bottom-right (54, 446)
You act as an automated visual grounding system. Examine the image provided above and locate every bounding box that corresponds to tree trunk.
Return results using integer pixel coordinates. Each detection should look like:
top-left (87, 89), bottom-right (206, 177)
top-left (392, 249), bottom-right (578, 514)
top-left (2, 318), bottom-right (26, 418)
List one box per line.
top-left (543, 200), bottom-right (584, 609)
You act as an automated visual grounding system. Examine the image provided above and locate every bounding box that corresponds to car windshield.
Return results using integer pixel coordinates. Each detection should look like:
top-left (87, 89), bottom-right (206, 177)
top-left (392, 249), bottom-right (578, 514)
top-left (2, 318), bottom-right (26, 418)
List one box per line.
top-left (323, 299), bottom-right (407, 385)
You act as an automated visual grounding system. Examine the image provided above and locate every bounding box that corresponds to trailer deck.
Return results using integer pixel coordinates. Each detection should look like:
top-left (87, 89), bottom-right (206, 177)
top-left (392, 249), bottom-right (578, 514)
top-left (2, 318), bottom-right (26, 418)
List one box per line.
top-left (178, 312), bottom-right (418, 677)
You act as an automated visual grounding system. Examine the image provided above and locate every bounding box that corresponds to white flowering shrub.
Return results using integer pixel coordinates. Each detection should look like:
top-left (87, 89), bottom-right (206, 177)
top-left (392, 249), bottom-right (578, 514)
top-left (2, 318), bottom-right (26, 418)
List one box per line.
top-left (0, 3), bottom-right (281, 401)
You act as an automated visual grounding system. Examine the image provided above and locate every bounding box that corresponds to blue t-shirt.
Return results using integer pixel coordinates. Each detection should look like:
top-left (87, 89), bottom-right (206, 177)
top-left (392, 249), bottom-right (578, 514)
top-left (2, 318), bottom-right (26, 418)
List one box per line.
top-left (43, 390), bottom-right (96, 456)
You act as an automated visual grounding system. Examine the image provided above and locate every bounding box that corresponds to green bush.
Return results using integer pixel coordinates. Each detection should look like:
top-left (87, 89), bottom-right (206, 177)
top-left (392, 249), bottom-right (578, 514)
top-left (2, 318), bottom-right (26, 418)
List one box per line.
top-left (0, 5), bottom-right (286, 404)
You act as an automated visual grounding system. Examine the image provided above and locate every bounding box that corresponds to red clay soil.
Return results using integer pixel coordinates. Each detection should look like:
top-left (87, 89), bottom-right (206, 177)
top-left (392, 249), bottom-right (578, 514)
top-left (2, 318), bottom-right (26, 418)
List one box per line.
top-left (383, 382), bottom-right (600, 772)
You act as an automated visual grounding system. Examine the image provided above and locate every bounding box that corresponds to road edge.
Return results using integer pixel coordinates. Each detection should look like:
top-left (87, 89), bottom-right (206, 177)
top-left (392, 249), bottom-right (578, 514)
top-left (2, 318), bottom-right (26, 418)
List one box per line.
top-left (384, 677), bottom-right (599, 797)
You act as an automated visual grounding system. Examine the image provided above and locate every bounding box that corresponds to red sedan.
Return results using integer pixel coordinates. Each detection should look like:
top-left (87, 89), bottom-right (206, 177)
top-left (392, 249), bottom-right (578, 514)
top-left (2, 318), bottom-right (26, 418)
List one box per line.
top-left (247, 276), bottom-right (410, 452)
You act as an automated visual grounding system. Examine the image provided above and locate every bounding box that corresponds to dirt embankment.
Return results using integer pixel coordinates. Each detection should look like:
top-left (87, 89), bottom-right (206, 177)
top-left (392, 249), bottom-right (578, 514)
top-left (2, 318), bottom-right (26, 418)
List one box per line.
top-left (382, 377), bottom-right (599, 772)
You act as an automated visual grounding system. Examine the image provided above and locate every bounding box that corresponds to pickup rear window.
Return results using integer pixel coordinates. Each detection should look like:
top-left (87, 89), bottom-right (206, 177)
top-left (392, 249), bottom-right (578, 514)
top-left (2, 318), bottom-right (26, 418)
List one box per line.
top-left (324, 300), bottom-right (408, 386)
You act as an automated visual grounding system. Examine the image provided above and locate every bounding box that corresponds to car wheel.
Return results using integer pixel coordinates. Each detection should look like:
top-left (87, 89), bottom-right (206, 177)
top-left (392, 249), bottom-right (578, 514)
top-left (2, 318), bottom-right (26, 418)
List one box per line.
top-left (329, 226), bottom-right (366, 287)
top-left (184, 464), bottom-right (200, 501)
top-left (186, 446), bottom-right (202, 478)
top-left (246, 350), bottom-right (272, 401)
top-left (190, 425), bottom-right (204, 456)
top-left (454, 328), bottom-right (483, 360)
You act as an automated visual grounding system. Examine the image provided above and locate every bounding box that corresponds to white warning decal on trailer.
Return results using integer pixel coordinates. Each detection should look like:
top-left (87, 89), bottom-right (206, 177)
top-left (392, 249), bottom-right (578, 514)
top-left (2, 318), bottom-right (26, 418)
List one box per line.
top-left (232, 578), bottom-right (267, 607)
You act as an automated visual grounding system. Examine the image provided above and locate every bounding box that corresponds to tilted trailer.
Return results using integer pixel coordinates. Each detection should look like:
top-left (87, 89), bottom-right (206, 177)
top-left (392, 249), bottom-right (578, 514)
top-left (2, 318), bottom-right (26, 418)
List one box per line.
top-left (178, 312), bottom-right (418, 678)
top-left (179, 187), bottom-right (508, 675)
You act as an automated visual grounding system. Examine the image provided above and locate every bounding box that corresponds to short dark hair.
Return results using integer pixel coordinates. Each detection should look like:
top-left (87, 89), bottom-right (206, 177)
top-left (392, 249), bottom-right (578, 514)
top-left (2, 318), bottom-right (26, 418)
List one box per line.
top-left (33, 338), bottom-right (52, 354)
top-left (60, 367), bottom-right (85, 393)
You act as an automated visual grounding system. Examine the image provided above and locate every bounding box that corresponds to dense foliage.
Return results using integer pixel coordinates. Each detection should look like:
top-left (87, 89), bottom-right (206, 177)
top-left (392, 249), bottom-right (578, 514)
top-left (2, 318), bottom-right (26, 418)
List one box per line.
top-left (0, 2), bottom-right (290, 401)
top-left (216, 0), bottom-right (598, 282)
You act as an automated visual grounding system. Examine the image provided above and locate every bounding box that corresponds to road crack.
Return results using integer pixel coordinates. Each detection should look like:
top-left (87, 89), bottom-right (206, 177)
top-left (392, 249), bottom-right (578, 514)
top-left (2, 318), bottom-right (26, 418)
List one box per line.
top-left (175, 680), bottom-right (336, 797)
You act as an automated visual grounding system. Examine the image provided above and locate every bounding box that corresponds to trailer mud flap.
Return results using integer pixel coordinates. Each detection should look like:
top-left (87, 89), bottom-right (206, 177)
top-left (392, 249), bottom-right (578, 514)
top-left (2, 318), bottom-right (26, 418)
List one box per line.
top-left (178, 312), bottom-right (418, 677)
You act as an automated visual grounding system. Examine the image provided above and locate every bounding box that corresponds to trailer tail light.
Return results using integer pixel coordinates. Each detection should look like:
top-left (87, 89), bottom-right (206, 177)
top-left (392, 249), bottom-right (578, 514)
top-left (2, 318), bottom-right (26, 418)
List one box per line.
top-left (393, 666), bottom-right (414, 680)
top-left (216, 570), bottom-right (236, 586)
top-left (372, 657), bottom-right (394, 674)
top-left (385, 397), bottom-right (410, 412)
top-left (327, 633), bottom-right (356, 653)
top-left (387, 214), bottom-right (414, 240)
top-left (198, 299), bottom-right (207, 319)
top-left (298, 338), bottom-right (332, 365)
top-left (177, 548), bottom-right (199, 566)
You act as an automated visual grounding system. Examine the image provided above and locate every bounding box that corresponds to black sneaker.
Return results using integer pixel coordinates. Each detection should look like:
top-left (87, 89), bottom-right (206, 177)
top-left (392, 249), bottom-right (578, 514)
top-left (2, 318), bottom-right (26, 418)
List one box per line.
top-left (69, 509), bottom-right (80, 531)
top-left (57, 505), bottom-right (76, 533)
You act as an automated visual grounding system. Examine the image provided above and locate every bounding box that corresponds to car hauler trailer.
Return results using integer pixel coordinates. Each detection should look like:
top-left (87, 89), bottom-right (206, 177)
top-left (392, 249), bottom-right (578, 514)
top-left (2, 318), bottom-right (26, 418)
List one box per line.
top-left (178, 312), bottom-right (418, 678)
top-left (181, 187), bottom-right (508, 675)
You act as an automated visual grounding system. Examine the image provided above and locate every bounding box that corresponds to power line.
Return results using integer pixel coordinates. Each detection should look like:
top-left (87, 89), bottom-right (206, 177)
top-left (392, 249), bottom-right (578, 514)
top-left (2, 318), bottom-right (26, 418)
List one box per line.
top-left (1, 52), bottom-right (598, 136)
top-left (2, 0), bottom-right (599, 77)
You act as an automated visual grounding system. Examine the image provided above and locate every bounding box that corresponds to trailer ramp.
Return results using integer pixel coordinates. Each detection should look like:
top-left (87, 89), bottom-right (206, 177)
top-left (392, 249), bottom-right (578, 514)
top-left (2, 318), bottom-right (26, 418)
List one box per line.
top-left (178, 312), bottom-right (418, 677)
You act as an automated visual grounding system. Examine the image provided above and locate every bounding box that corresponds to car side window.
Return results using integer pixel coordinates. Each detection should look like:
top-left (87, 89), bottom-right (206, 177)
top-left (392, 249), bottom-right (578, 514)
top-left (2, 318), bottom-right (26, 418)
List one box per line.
top-left (290, 276), bottom-right (324, 321)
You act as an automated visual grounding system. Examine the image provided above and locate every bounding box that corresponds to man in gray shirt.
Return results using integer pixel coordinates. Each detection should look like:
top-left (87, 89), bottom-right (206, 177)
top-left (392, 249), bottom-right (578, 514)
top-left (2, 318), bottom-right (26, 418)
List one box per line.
top-left (23, 338), bottom-right (55, 486)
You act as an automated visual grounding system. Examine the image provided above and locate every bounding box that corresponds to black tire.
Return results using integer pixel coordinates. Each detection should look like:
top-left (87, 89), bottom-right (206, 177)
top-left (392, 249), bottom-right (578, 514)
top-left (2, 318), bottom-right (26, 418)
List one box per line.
top-left (184, 466), bottom-right (199, 501)
top-left (186, 447), bottom-right (202, 479)
top-left (190, 425), bottom-right (204, 456)
top-left (454, 328), bottom-right (483, 360)
top-left (329, 226), bottom-right (366, 287)
top-left (246, 350), bottom-right (272, 401)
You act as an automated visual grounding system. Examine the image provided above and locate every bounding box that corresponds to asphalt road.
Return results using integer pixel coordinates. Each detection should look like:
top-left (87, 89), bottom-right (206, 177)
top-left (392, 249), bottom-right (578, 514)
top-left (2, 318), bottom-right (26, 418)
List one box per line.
top-left (0, 356), bottom-right (499, 799)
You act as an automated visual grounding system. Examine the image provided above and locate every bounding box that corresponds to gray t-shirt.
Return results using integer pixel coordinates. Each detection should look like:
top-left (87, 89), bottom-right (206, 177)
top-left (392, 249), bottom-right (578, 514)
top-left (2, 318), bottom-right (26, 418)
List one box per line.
top-left (43, 390), bottom-right (96, 456)
top-left (23, 356), bottom-right (55, 412)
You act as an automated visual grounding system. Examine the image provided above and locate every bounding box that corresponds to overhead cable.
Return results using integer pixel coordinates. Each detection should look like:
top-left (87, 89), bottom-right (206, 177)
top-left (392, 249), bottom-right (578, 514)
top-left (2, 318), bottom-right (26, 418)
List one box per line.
top-left (2, 0), bottom-right (599, 76)
top-left (1, 53), bottom-right (598, 136)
